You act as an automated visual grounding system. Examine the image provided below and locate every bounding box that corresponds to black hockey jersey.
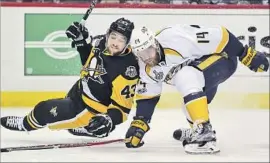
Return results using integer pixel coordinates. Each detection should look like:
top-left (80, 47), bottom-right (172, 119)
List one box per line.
top-left (69, 35), bottom-right (139, 125)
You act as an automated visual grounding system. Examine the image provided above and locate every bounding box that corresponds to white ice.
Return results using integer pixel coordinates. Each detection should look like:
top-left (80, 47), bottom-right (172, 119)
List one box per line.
top-left (1, 108), bottom-right (269, 162)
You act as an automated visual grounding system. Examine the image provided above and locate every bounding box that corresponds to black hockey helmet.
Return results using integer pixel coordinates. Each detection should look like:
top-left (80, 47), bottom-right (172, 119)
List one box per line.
top-left (108, 17), bottom-right (134, 43)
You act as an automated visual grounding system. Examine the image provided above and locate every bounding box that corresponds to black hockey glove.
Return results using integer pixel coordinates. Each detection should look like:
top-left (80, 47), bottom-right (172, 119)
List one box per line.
top-left (65, 22), bottom-right (90, 48)
top-left (125, 116), bottom-right (150, 148)
top-left (85, 114), bottom-right (115, 138)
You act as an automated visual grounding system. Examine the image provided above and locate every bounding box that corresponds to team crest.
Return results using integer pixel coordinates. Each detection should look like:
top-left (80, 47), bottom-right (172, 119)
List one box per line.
top-left (125, 66), bottom-right (137, 78)
top-left (153, 70), bottom-right (164, 81)
top-left (80, 48), bottom-right (107, 84)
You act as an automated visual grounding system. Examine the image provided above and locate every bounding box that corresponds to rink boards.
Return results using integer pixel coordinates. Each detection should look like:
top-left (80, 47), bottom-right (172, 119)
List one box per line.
top-left (0, 5), bottom-right (269, 109)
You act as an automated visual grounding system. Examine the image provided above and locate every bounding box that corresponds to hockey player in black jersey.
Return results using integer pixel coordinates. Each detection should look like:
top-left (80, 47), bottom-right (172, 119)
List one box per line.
top-left (1, 18), bottom-right (139, 138)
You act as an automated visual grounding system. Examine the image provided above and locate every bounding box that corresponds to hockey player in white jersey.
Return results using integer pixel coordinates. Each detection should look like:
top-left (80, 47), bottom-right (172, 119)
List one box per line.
top-left (124, 24), bottom-right (269, 154)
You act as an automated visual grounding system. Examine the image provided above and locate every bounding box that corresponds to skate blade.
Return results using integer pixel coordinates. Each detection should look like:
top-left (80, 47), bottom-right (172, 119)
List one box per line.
top-left (184, 141), bottom-right (220, 155)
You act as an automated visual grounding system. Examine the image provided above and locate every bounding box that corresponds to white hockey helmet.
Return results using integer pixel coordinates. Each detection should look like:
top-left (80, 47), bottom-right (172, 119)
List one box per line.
top-left (130, 26), bottom-right (161, 66)
top-left (130, 26), bottom-right (156, 54)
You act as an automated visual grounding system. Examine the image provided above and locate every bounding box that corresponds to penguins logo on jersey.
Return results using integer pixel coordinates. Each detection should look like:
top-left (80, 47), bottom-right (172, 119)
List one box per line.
top-left (81, 49), bottom-right (107, 84)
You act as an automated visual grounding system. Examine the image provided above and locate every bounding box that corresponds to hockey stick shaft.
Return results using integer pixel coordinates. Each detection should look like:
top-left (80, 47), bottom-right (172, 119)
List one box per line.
top-left (1, 138), bottom-right (125, 153)
top-left (80, 0), bottom-right (98, 26)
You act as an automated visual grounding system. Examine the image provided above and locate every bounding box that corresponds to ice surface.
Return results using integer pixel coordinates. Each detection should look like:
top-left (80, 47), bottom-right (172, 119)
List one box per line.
top-left (1, 108), bottom-right (269, 162)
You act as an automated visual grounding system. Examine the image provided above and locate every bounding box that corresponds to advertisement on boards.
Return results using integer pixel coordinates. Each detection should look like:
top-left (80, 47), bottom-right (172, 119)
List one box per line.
top-left (24, 13), bottom-right (269, 76)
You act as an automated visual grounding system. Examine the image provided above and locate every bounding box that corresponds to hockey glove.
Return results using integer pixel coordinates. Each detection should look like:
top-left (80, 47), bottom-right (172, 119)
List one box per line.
top-left (125, 116), bottom-right (150, 148)
top-left (65, 22), bottom-right (90, 48)
top-left (239, 46), bottom-right (269, 72)
top-left (85, 114), bottom-right (115, 138)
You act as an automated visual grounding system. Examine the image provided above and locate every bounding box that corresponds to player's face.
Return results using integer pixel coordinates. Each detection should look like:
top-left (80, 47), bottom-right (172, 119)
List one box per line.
top-left (136, 45), bottom-right (159, 67)
top-left (107, 31), bottom-right (127, 55)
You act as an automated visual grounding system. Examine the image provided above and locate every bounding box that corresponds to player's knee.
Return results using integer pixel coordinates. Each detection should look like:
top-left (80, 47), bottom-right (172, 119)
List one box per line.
top-left (32, 100), bottom-right (54, 125)
top-left (174, 66), bottom-right (205, 96)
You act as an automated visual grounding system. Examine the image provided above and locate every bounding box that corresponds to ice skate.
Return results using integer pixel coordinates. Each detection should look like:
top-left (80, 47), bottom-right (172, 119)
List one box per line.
top-left (1, 116), bottom-right (26, 131)
top-left (182, 121), bottom-right (220, 154)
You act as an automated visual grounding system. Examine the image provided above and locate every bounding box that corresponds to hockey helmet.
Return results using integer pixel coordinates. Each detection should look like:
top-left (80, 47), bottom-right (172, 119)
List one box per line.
top-left (108, 17), bottom-right (134, 43)
top-left (130, 26), bottom-right (156, 55)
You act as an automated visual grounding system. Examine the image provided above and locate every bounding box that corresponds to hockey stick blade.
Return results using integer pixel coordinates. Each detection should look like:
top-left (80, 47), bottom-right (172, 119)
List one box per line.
top-left (1, 138), bottom-right (125, 153)
top-left (80, 0), bottom-right (98, 25)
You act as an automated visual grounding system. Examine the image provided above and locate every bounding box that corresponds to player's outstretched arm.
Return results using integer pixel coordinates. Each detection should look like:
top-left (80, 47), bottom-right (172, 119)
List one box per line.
top-left (125, 80), bottom-right (162, 148)
top-left (65, 22), bottom-right (93, 65)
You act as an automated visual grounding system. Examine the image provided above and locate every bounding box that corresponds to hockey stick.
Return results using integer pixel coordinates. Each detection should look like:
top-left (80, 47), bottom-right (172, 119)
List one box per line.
top-left (80, 0), bottom-right (98, 26)
top-left (1, 138), bottom-right (126, 153)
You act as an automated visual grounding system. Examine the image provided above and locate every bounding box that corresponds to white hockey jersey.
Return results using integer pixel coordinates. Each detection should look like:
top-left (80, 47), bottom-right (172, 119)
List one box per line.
top-left (136, 24), bottom-right (229, 100)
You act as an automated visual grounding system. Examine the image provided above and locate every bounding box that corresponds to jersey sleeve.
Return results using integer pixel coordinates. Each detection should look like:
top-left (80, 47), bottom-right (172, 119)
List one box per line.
top-left (77, 35), bottom-right (106, 65)
top-left (107, 68), bottom-right (139, 125)
top-left (135, 61), bottom-right (163, 122)
top-left (77, 43), bottom-right (93, 65)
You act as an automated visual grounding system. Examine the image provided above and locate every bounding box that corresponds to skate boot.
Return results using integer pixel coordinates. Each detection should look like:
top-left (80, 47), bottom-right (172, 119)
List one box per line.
top-left (182, 120), bottom-right (220, 154)
top-left (1, 116), bottom-right (27, 131)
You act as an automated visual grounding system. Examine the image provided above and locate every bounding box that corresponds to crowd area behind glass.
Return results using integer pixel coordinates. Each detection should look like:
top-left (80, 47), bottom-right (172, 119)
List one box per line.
top-left (2, 0), bottom-right (269, 5)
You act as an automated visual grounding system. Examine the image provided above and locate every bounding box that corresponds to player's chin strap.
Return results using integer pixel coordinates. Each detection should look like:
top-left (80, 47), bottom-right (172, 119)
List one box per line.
top-left (115, 44), bottom-right (131, 57)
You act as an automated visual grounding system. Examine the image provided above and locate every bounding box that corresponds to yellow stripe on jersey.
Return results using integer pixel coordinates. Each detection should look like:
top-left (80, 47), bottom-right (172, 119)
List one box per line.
top-left (197, 54), bottom-right (223, 70)
top-left (80, 49), bottom-right (95, 79)
top-left (48, 109), bottom-right (95, 130)
top-left (186, 96), bottom-right (209, 122)
top-left (82, 94), bottom-right (107, 114)
top-left (164, 48), bottom-right (183, 58)
top-left (155, 27), bottom-right (172, 36)
top-left (111, 75), bottom-right (138, 110)
top-left (136, 94), bottom-right (160, 100)
top-left (215, 27), bottom-right (229, 54)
